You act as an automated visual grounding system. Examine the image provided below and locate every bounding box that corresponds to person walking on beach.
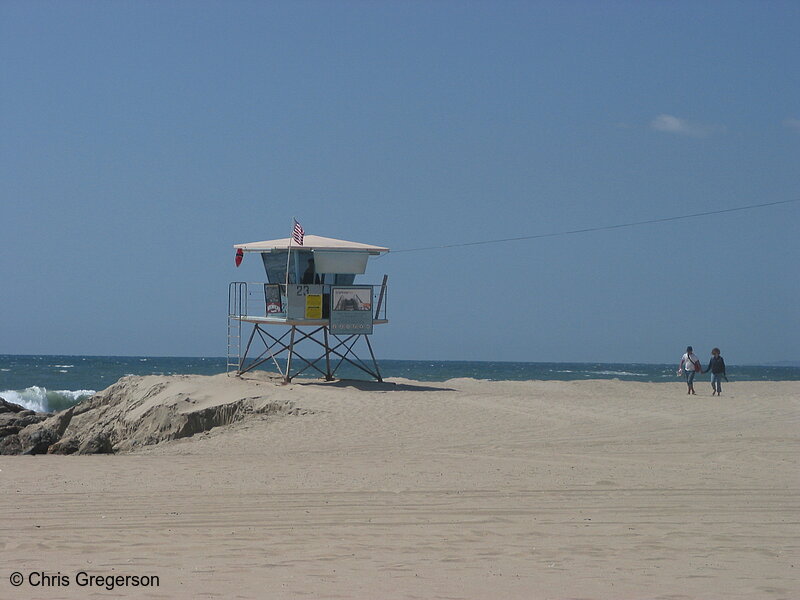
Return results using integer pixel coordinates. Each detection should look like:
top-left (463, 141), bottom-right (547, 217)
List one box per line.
top-left (704, 347), bottom-right (727, 396)
top-left (678, 346), bottom-right (701, 395)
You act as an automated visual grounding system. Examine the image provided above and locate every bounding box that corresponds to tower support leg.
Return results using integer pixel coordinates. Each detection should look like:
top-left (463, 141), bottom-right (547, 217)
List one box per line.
top-left (284, 326), bottom-right (297, 384)
top-left (323, 326), bottom-right (334, 381)
top-left (364, 335), bottom-right (383, 383)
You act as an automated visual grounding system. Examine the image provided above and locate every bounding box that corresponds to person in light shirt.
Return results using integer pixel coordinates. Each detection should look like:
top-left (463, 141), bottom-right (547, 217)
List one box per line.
top-left (678, 345), bottom-right (701, 395)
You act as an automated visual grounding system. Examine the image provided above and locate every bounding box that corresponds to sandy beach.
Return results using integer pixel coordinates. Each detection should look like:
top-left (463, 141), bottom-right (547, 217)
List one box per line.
top-left (1, 374), bottom-right (798, 599)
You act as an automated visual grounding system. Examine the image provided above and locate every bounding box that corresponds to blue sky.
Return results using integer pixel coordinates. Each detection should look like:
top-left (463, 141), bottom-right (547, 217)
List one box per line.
top-left (1, 1), bottom-right (798, 364)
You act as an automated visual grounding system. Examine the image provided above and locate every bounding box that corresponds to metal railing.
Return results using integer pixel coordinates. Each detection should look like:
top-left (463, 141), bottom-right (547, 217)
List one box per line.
top-left (227, 280), bottom-right (389, 321)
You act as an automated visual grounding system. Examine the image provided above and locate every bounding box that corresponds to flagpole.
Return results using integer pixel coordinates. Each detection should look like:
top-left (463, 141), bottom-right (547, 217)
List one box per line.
top-left (285, 218), bottom-right (294, 290)
top-left (284, 220), bottom-right (295, 385)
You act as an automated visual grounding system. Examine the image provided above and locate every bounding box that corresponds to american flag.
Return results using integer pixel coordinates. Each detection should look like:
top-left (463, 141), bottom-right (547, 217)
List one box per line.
top-left (292, 219), bottom-right (304, 246)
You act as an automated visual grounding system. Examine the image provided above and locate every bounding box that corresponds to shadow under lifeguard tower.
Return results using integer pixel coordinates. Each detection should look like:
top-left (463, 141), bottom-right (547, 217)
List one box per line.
top-left (228, 234), bottom-right (389, 383)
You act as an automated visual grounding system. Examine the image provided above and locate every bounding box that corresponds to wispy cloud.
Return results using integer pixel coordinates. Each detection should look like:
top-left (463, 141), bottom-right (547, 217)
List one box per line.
top-left (650, 114), bottom-right (725, 138)
top-left (783, 118), bottom-right (800, 133)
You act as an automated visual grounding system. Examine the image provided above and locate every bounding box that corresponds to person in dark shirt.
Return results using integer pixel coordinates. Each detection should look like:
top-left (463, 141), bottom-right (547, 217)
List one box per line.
top-left (302, 258), bottom-right (320, 284)
top-left (704, 348), bottom-right (727, 396)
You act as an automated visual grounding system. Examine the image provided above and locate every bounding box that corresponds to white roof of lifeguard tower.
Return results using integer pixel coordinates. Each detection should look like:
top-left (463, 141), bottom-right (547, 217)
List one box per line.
top-left (234, 235), bottom-right (389, 254)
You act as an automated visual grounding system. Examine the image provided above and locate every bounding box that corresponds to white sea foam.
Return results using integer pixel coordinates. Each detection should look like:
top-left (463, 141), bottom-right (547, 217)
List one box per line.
top-left (1, 387), bottom-right (49, 412)
top-left (57, 389), bottom-right (95, 401)
top-left (588, 370), bottom-right (647, 377)
top-left (0, 387), bottom-right (95, 412)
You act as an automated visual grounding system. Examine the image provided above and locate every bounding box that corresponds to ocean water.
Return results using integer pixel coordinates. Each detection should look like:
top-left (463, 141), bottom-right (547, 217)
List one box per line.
top-left (1, 354), bottom-right (798, 413)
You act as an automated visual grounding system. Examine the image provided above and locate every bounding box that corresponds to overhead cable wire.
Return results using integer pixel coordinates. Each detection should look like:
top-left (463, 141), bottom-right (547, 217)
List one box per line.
top-left (386, 197), bottom-right (799, 254)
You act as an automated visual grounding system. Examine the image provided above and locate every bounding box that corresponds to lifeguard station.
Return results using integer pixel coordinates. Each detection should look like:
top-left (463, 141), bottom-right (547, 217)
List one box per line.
top-left (227, 233), bottom-right (389, 383)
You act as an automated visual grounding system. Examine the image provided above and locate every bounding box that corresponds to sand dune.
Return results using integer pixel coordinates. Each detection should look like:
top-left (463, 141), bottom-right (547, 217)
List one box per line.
top-left (1, 375), bottom-right (798, 599)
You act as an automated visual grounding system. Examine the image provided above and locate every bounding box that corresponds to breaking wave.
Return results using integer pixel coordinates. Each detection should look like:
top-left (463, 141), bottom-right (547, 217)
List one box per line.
top-left (0, 387), bottom-right (95, 413)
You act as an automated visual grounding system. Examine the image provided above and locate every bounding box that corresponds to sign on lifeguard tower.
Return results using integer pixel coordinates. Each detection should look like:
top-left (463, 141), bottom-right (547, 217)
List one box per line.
top-left (331, 287), bottom-right (373, 335)
top-left (227, 227), bottom-right (389, 383)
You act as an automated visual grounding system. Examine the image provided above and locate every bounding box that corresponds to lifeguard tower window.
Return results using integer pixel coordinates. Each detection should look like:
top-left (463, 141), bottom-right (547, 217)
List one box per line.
top-left (262, 250), bottom-right (315, 284)
top-left (262, 252), bottom-right (287, 284)
top-left (262, 251), bottom-right (358, 286)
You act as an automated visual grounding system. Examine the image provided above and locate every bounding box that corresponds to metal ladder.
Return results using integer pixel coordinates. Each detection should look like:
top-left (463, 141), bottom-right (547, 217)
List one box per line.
top-left (226, 282), bottom-right (247, 374)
